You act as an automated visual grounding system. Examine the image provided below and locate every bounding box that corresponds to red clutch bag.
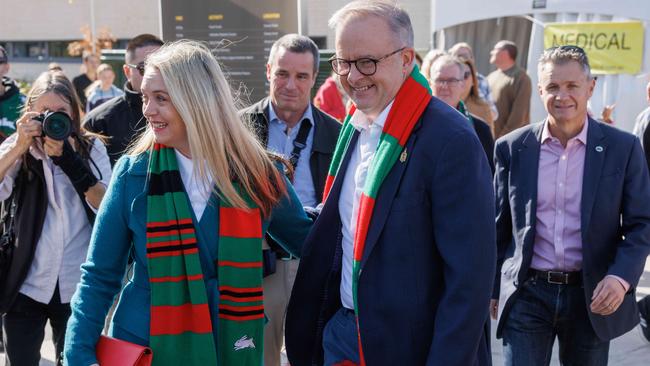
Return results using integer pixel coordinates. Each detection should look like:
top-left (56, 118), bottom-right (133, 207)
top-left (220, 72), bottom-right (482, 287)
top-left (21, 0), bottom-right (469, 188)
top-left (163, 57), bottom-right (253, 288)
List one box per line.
top-left (96, 335), bottom-right (153, 366)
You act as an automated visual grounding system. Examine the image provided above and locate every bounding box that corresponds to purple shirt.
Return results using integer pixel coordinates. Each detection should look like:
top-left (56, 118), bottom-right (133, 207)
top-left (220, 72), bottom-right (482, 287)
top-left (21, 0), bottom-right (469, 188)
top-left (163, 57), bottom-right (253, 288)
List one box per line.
top-left (532, 119), bottom-right (588, 271)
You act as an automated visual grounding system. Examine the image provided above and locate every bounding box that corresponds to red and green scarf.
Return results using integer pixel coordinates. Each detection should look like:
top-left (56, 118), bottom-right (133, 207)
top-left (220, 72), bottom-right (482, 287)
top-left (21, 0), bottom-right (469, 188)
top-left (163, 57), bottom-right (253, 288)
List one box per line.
top-left (323, 66), bottom-right (432, 365)
top-left (146, 144), bottom-right (264, 366)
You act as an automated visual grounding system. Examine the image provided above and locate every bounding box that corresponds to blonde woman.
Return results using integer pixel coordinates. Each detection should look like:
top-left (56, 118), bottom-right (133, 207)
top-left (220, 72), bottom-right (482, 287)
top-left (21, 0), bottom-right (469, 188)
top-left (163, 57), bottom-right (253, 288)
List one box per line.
top-left (64, 40), bottom-right (312, 366)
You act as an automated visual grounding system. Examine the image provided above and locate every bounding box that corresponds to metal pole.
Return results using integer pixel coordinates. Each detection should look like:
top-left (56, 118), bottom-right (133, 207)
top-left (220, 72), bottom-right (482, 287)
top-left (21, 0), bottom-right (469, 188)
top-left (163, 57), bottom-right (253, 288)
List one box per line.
top-left (297, 0), bottom-right (307, 36)
top-left (90, 0), bottom-right (96, 53)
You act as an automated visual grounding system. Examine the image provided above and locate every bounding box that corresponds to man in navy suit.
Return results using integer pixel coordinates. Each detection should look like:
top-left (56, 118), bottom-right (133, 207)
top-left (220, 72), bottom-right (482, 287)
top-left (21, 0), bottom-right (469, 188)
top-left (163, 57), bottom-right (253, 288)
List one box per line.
top-left (493, 45), bottom-right (650, 365)
top-left (285, 1), bottom-right (496, 365)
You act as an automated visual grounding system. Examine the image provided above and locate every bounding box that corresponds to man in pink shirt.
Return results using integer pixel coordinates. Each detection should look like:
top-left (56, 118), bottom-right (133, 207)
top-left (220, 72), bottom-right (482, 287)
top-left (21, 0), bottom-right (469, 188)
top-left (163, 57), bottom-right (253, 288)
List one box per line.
top-left (493, 45), bottom-right (650, 365)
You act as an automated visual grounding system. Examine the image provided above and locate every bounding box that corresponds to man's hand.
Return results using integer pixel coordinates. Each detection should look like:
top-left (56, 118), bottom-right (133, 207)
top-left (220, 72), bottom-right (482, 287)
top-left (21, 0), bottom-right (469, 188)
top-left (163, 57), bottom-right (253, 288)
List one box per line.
top-left (490, 299), bottom-right (499, 320)
top-left (590, 276), bottom-right (626, 316)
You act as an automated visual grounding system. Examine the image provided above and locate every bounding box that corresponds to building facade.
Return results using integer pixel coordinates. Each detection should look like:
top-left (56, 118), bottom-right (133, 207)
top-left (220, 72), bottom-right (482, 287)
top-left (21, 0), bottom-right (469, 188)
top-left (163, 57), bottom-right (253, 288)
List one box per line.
top-left (1, 0), bottom-right (431, 81)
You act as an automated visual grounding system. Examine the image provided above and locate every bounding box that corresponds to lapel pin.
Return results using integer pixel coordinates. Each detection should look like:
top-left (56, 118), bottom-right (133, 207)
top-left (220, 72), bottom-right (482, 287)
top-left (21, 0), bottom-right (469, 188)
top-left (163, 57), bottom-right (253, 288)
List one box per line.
top-left (595, 146), bottom-right (604, 152)
top-left (400, 148), bottom-right (408, 163)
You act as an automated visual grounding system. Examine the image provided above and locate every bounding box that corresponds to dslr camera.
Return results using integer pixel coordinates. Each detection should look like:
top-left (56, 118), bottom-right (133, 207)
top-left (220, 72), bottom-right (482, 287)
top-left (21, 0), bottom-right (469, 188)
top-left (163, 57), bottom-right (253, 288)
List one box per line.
top-left (34, 111), bottom-right (73, 141)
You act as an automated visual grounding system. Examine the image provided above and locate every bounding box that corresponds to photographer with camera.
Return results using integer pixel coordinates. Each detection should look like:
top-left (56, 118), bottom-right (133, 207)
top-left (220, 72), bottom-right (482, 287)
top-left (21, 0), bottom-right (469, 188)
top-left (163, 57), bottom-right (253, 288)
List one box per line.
top-left (0, 71), bottom-right (111, 366)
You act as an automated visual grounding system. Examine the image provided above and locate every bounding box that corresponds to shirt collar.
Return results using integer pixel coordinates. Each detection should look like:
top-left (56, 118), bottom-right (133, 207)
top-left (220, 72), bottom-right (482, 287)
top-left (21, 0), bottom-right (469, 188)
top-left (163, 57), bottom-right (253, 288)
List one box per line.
top-left (269, 103), bottom-right (314, 128)
top-left (350, 101), bottom-right (394, 132)
top-left (541, 116), bottom-right (589, 145)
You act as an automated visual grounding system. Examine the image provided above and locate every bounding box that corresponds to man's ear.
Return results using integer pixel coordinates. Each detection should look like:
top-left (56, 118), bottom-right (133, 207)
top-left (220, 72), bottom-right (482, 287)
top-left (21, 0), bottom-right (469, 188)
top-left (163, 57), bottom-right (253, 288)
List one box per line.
top-left (587, 77), bottom-right (596, 99)
top-left (266, 63), bottom-right (272, 82)
top-left (122, 64), bottom-right (131, 82)
top-left (401, 48), bottom-right (415, 70)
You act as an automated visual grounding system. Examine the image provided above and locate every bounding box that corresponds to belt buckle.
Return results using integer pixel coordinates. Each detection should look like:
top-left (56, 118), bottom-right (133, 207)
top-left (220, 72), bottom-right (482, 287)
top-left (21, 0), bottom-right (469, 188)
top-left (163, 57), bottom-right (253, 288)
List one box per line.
top-left (547, 271), bottom-right (568, 285)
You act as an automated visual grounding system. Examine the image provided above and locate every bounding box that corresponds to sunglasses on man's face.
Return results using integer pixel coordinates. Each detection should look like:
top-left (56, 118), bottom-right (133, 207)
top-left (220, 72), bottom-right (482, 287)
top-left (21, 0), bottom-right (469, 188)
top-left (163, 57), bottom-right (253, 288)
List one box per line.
top-left (126, 62), bottom-right (145, 76)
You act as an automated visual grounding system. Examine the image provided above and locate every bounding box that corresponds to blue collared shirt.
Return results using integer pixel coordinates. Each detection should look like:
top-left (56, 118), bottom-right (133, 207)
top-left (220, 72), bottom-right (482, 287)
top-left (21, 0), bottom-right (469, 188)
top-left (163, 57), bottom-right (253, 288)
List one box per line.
top-left (267, 104), bottom-right (317, 207)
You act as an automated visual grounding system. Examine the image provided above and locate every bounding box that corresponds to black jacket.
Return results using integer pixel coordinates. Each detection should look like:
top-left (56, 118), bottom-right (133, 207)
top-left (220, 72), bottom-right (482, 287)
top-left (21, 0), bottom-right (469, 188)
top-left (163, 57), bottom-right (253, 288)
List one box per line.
top-left (83, 82), bottom-right (146, 166)
top-left (0, 155), bottom-right (48, 312)
top-left (469, 114), bottom-right (495, 174)
top-left (241, 97), bottom-right (341, 203)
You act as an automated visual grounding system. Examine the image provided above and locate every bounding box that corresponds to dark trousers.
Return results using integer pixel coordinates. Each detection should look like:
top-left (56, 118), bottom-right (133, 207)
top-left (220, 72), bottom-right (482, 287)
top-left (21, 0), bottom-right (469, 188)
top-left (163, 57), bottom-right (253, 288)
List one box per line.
top-left (322, 307), bottom-right (360, 366)
top-left (2, 285), bottom-right (71, 366)
top-left (502, 277), bottom-right (609, 366)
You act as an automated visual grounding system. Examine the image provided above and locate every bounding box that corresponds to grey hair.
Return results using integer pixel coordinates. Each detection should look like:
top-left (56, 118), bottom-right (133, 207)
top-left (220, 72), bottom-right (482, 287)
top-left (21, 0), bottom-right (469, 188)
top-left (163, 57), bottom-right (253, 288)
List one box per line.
top-left (538, 46), bottom-right (592, 79)
top-left (328, 0), bottom-right (414, 48)
top-left (421, 49), bottom-right (447, 80)
top-left (430, 55), bottom-right (465, 79)
top-left (268, 34), bottom-right (320, 74)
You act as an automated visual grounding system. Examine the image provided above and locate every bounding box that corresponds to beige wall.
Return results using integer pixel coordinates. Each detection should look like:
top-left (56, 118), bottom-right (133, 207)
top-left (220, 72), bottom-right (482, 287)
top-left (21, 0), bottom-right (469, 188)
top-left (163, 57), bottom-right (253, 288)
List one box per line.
top-left (0, 0), bottom-right (160, 41)
top-left (307, 0), bottom-right (431, 50)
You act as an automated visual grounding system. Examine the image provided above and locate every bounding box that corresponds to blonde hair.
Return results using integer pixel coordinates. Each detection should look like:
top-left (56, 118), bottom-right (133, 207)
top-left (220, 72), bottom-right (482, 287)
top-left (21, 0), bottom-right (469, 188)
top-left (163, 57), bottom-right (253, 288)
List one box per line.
top-left (129, 40), bottom-right (286, 217)
top-left (97, 63), bottom-right (113, 74)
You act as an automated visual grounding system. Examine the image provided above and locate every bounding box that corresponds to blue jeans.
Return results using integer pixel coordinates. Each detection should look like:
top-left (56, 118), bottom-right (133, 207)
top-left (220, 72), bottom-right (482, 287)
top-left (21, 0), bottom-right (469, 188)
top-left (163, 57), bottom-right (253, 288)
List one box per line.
top-left (502, 277), bottom-right (609, 366)
top-left (323, 307), bottom-right (360, 366)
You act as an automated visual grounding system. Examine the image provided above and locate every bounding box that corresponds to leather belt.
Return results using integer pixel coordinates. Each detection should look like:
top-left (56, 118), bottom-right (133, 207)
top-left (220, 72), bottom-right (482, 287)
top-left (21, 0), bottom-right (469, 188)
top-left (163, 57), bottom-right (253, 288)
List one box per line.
top-left (528, 269), bottom-right (582, 285)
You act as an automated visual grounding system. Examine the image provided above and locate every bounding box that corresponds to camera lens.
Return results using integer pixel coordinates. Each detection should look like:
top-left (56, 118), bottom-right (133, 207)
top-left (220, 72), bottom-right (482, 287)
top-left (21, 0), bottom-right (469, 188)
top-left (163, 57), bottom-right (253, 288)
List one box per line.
top-left (42, 112), bottom-right (72, 140)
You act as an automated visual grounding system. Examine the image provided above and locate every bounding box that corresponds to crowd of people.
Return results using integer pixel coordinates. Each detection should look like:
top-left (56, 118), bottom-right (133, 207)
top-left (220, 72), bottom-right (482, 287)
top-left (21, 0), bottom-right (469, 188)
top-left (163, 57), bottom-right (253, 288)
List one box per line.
top-left (0, 1), bottom-right (650, 366)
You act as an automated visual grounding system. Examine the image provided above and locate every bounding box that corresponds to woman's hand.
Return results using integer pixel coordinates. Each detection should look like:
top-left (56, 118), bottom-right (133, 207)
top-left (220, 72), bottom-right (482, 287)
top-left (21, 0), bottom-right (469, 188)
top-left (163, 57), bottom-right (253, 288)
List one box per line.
top-left (600, 104), bottom-right (616, 124)
top-left (14, 112), bottom-right (43, 154)
top-left (43, 136), bottom-right (65, 157)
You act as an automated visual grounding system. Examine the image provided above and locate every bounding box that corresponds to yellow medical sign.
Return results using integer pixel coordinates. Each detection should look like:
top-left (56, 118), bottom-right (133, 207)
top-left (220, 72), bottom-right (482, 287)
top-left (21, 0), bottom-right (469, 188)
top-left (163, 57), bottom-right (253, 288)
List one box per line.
top-left (544, 21), bottom-right (644, 74)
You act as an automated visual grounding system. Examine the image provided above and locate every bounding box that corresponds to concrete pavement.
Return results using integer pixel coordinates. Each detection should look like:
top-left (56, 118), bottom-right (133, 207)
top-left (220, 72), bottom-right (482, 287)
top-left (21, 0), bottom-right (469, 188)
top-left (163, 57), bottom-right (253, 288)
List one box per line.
top-left (2, 258), bottom-right (649, 365)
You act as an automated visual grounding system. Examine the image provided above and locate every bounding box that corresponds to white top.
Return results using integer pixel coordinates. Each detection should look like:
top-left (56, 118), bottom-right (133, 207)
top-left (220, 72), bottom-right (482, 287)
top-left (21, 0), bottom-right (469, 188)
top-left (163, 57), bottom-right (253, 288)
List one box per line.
top-left (0, 135), bottom-right (112, 304)
top-left (338, 102), bottom-right (393, 310)
top-left (175, 150), bottom-right (212, 221)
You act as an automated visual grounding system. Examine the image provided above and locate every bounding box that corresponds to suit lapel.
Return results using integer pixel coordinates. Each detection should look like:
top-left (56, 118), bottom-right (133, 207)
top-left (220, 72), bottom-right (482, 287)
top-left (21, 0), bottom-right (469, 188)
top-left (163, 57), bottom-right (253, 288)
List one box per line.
top-left (518, 124), bottom-right (543, 230)
top-left (360, 129), bottom-right (418, 268)
top-left (580, 118), bottom-right (606, 241)
top-left (513, 123), bottom-right (544, 270)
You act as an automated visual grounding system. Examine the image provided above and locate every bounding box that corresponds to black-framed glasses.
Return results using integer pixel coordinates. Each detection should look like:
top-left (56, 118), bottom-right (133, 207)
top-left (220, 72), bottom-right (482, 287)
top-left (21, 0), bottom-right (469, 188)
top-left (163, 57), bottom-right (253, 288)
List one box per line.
top-left (433, 78), bottom-right (463, 87)
top-left (126, 62), bottom-right (145, 76)
top-left (329, 47), bottom-right (406, 76)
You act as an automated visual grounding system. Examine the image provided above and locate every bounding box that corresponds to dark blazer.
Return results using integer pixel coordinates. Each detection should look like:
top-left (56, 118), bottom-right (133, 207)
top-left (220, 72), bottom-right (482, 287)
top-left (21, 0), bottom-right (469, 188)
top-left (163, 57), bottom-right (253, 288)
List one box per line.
top-left (241, 97), bottom-right (341, 203)
top-left (286, 98), bottom-right (496, 366)
top-left (493, 118), bottom-right (650, 340)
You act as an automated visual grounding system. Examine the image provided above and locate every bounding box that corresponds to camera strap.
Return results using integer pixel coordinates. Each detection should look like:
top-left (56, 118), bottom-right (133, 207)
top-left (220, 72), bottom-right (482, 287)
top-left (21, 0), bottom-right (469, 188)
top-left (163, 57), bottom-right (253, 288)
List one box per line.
top-left (288, 118), bottom-right (312, 173)
top-left (0, 170), bottom-right (20, 244)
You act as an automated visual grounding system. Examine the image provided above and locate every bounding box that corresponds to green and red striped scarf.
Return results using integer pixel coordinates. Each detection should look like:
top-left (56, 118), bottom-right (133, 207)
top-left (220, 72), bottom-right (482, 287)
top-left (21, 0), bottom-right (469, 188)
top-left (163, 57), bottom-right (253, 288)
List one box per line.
top-left (323, 66), bottom-right (432, 366)
top-left (457, 100), bottom-right (473, 125)
top-left (146, 144), bottom-right (264, 366)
